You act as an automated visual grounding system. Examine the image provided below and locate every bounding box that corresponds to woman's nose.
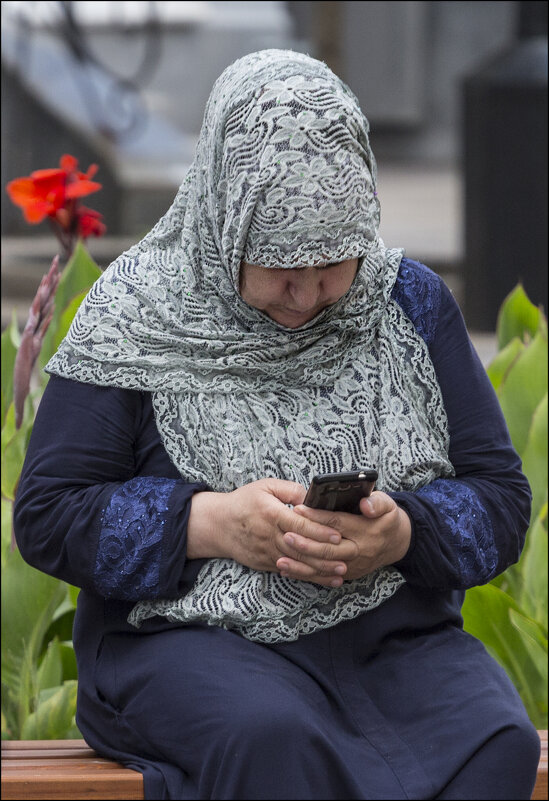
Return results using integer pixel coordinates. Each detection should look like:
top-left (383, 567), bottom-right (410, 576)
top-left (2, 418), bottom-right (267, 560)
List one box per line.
top-left (288, 269), bottom-right (321, 308)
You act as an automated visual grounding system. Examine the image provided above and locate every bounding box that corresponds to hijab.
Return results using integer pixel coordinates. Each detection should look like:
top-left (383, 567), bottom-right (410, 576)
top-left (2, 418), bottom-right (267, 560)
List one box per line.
top-left (46, 50), bottom-right (454, 642)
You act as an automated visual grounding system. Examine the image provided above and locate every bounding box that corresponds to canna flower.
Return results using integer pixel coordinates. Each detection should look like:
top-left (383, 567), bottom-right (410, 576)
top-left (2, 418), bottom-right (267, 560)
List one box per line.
top-left (7, 154), bottom-right (102, 224)
top-left (6, 154), bottom-right (106, 259)
top-left (13, 255), bottom-right (61, 429)
top-left (77, 205), bottom-right (107, 238)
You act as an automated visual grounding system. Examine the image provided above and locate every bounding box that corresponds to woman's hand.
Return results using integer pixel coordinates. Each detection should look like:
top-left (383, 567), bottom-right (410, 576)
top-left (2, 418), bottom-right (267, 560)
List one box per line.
top-left (275, 491), bottom-right (412, 586)
top-left (187, 479), bottom-right (349, 587)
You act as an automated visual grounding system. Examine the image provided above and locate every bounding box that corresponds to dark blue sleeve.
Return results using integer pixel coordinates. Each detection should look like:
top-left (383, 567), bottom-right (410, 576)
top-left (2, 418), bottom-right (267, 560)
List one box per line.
top-left (13, 375), bottom-right (209, 601)
top-left (389, 259), bottom-right (531, 589)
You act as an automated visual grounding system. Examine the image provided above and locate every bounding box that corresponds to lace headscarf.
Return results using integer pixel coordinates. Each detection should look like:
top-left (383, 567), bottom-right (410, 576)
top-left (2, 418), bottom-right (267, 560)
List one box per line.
top-left (47, 50), bottom-right (454, 642)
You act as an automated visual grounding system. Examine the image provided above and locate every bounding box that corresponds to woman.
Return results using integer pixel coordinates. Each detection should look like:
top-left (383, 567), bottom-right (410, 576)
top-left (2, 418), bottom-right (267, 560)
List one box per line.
top-left (14, 49), bottom-right (540, 799)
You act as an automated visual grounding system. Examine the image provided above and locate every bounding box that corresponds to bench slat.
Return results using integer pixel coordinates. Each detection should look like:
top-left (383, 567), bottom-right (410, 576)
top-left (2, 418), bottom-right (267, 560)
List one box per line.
top-left (3, 733), bottom-right (547, 800)
top-left (2, 740), bottom-right (143, 800)
top-left (2, 776), bottom-right (143, 801)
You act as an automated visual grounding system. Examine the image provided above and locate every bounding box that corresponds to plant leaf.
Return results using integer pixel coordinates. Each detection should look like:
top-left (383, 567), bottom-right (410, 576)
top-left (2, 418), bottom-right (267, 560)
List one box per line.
top-left (39, 241), bottom-right (101, 367)
top-left (462, 583), bottom-right (546, 726)
top-left (1, 312), bottom-right (20, 428)
top-left (1, 497), bottom-right (14, 569)
top-left (497, 327), bottom-right (548, 454)
top-left (521, 394), bottom-right (548, 524)
top-left (37, 639), bottom-right (63, 693)
top-left (519, 504), bottom-right (548, 628)
top-left (54, 292), bottom-right (88, 351)
top-left (21, 680), bottom-right (78, 740)
top-left (58, 642), bottom-right (79, 683)
top-left (1, 548), bottom-right (67, 737)
top-left (486, 337), bottom-right (524, 392)
top-left (496, 284), bottom-right (541, 350)
top-left (1, 398), bottom-right (35, 501)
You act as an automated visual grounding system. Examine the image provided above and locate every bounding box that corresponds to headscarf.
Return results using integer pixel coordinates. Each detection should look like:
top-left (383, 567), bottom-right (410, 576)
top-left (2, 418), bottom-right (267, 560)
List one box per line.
top-left (47, 50), bottom-right (454, 642)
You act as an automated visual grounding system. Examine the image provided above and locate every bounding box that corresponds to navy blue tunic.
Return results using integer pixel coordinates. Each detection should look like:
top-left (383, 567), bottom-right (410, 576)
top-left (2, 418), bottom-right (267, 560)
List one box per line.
top-left (14, 260), bottom-right (540, 799)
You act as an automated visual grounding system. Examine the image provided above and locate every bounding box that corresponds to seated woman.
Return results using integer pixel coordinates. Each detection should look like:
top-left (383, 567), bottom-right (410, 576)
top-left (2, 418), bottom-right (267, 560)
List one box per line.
top-left (14, 49), bottom-right (540, 800)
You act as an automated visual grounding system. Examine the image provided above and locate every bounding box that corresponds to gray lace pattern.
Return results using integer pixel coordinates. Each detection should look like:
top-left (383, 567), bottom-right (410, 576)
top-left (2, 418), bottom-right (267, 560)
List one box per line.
top-left (46, 50), bottom-right (454, 642)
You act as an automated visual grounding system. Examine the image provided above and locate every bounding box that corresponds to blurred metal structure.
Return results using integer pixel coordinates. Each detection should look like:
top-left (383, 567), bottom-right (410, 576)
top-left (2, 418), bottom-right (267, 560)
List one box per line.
top-left (463, 1), bottom-right (548, 330)
top-left (1, 1), bottom-right (297, 237)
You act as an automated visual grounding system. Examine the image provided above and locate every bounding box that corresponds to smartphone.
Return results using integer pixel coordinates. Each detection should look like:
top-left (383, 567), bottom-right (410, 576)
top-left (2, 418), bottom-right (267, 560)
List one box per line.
top-left (303, 470), bottom-right (378, 515)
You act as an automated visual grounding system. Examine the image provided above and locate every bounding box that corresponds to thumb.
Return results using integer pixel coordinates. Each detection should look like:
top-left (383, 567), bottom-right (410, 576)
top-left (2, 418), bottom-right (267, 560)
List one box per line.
top-left (264, 479), bottom-right (306, 506)
top-left (359, 491), bottom-right (393, 518)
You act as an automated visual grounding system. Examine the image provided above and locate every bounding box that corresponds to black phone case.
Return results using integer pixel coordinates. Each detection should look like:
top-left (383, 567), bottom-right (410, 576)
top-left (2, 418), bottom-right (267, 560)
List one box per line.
top-left (303, 470), bottom-right (378, 514)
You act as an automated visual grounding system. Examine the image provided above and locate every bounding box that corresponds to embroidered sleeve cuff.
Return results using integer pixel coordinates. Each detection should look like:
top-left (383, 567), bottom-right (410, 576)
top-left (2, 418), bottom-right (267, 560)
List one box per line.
top-left (390, 479), bottom-right (498, 589)
top-left (95, 476), bottom-right (185, 600)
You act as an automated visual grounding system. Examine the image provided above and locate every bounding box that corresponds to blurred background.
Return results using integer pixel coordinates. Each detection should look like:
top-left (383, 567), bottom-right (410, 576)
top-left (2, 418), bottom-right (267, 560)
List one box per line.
top-left (2, 0), bottom-right (547, 356)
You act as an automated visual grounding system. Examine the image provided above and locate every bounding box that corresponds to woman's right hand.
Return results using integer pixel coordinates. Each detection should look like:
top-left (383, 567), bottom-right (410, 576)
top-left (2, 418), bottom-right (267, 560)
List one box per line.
top-left (187, 479), bottom-right (346, 586)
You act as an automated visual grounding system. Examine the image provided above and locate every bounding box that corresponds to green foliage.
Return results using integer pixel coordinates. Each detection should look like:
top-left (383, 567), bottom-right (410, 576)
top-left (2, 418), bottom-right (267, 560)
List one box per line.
top-left (496, 283), bottom-right (542, 350)
top-left (462, 285), bottom-right (548, 728)
top-left (1, 313), bottom-right (20, 428)
top-left (38, 240), bottom-right (102, 369)
top-left (1, 241), bottom-right (100, 740)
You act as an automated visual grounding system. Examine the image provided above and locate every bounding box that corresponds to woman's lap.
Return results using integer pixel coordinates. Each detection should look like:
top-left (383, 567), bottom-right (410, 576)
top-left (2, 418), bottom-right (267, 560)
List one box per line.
top-left (83, 622), bottom-right (539, 800)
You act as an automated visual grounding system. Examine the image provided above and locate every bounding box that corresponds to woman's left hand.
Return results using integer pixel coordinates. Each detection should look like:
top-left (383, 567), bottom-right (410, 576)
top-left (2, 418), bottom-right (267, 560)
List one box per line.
top-left (276, 491), bottom-right (411, 586)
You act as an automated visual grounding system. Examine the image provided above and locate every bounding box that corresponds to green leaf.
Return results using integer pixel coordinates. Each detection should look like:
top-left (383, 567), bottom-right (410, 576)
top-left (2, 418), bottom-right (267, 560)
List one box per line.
top-left (508, 610), bottom-right (548, 724)
top-left (54, 292), bottom-right (88, 352)
top-left (65, 719), bottom-right (84, 739)
top-left (496, 284), bottom-right (541, 350)
top-left (1, 548), bottom-right (67, 736)
top-left (1, 312), bottom-right (20, 428)
top-left (37, 639), bottom-right (63, 693)
top-left (509, 609), bottom-right (548, 673)
top-left (521, 394), bottom-right (548, 524)
top-left (39, 241), bottom-right (102, 367)
top-left (497, 327), bottom-right (548, 454)
top-left (462, 583), bottom-right (546, 725)
top-left (1, 398), bottom-right (35, 501)
top-left (1, 498), bottom-right (14, 569)
top-left (520, 504), bottom-right (548, 628)
top-left (68, 584), bottom-right (81, 608)
top-left (486, 337), bottom-right (524, 392)
top-left (21, 680), bottom-right (78, 740)
top-left (58, 642), bottom-right (78, 683)
top-left (42, 608), bottom-right (76, 656)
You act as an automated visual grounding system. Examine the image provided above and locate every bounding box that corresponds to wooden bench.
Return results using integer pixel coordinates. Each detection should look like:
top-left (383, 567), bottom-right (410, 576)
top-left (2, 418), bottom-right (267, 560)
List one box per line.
top-left (1, 740), bottom-right (143, 800)
top-left (2, 732), bottom-right (547, 800)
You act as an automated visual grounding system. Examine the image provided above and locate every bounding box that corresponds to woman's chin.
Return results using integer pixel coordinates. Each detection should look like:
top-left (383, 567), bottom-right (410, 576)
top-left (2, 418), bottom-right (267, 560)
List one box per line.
top-left (268, 308), bottom-right (321, 328)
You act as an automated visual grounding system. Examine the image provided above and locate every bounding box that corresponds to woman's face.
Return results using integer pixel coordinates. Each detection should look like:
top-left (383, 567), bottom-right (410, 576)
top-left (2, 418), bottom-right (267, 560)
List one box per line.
top-left (239, 258), bottom-right (359, 328)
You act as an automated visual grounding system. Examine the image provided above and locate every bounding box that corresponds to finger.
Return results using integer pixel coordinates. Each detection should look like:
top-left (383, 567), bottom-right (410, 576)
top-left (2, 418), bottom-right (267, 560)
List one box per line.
top-left (293, 504), bottom-right (347, 532)
top-left (359, 491), bottom-right (395, 518)
top-left (265, 479), bottom-right (307, 507)
top-left (277, 557), bottom-right (345, 588)
top-left (280, 532), bottom-right (353, 570)
top-left (282, 510), bottom-right (342, 544)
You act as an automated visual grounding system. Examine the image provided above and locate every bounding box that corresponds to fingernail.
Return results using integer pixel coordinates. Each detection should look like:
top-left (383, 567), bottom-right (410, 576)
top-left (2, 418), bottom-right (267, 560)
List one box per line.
top-left (331, 577), bottom-right (343, 587)
top-left (334, 565), bottom-right (346, 575)
top-left (329, 534), bottom-right (340, 544)
top-left (284, 533), bottom-right (295, 546)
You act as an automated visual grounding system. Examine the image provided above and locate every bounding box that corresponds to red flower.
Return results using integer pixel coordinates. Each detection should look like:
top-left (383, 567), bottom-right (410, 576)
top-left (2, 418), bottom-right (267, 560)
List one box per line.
top-left (6, 154), bottom-right (106, 258)
top-left (77, 205), bottom-right (107, 238)
top-left (6, 154), bottom-right (102, 225)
